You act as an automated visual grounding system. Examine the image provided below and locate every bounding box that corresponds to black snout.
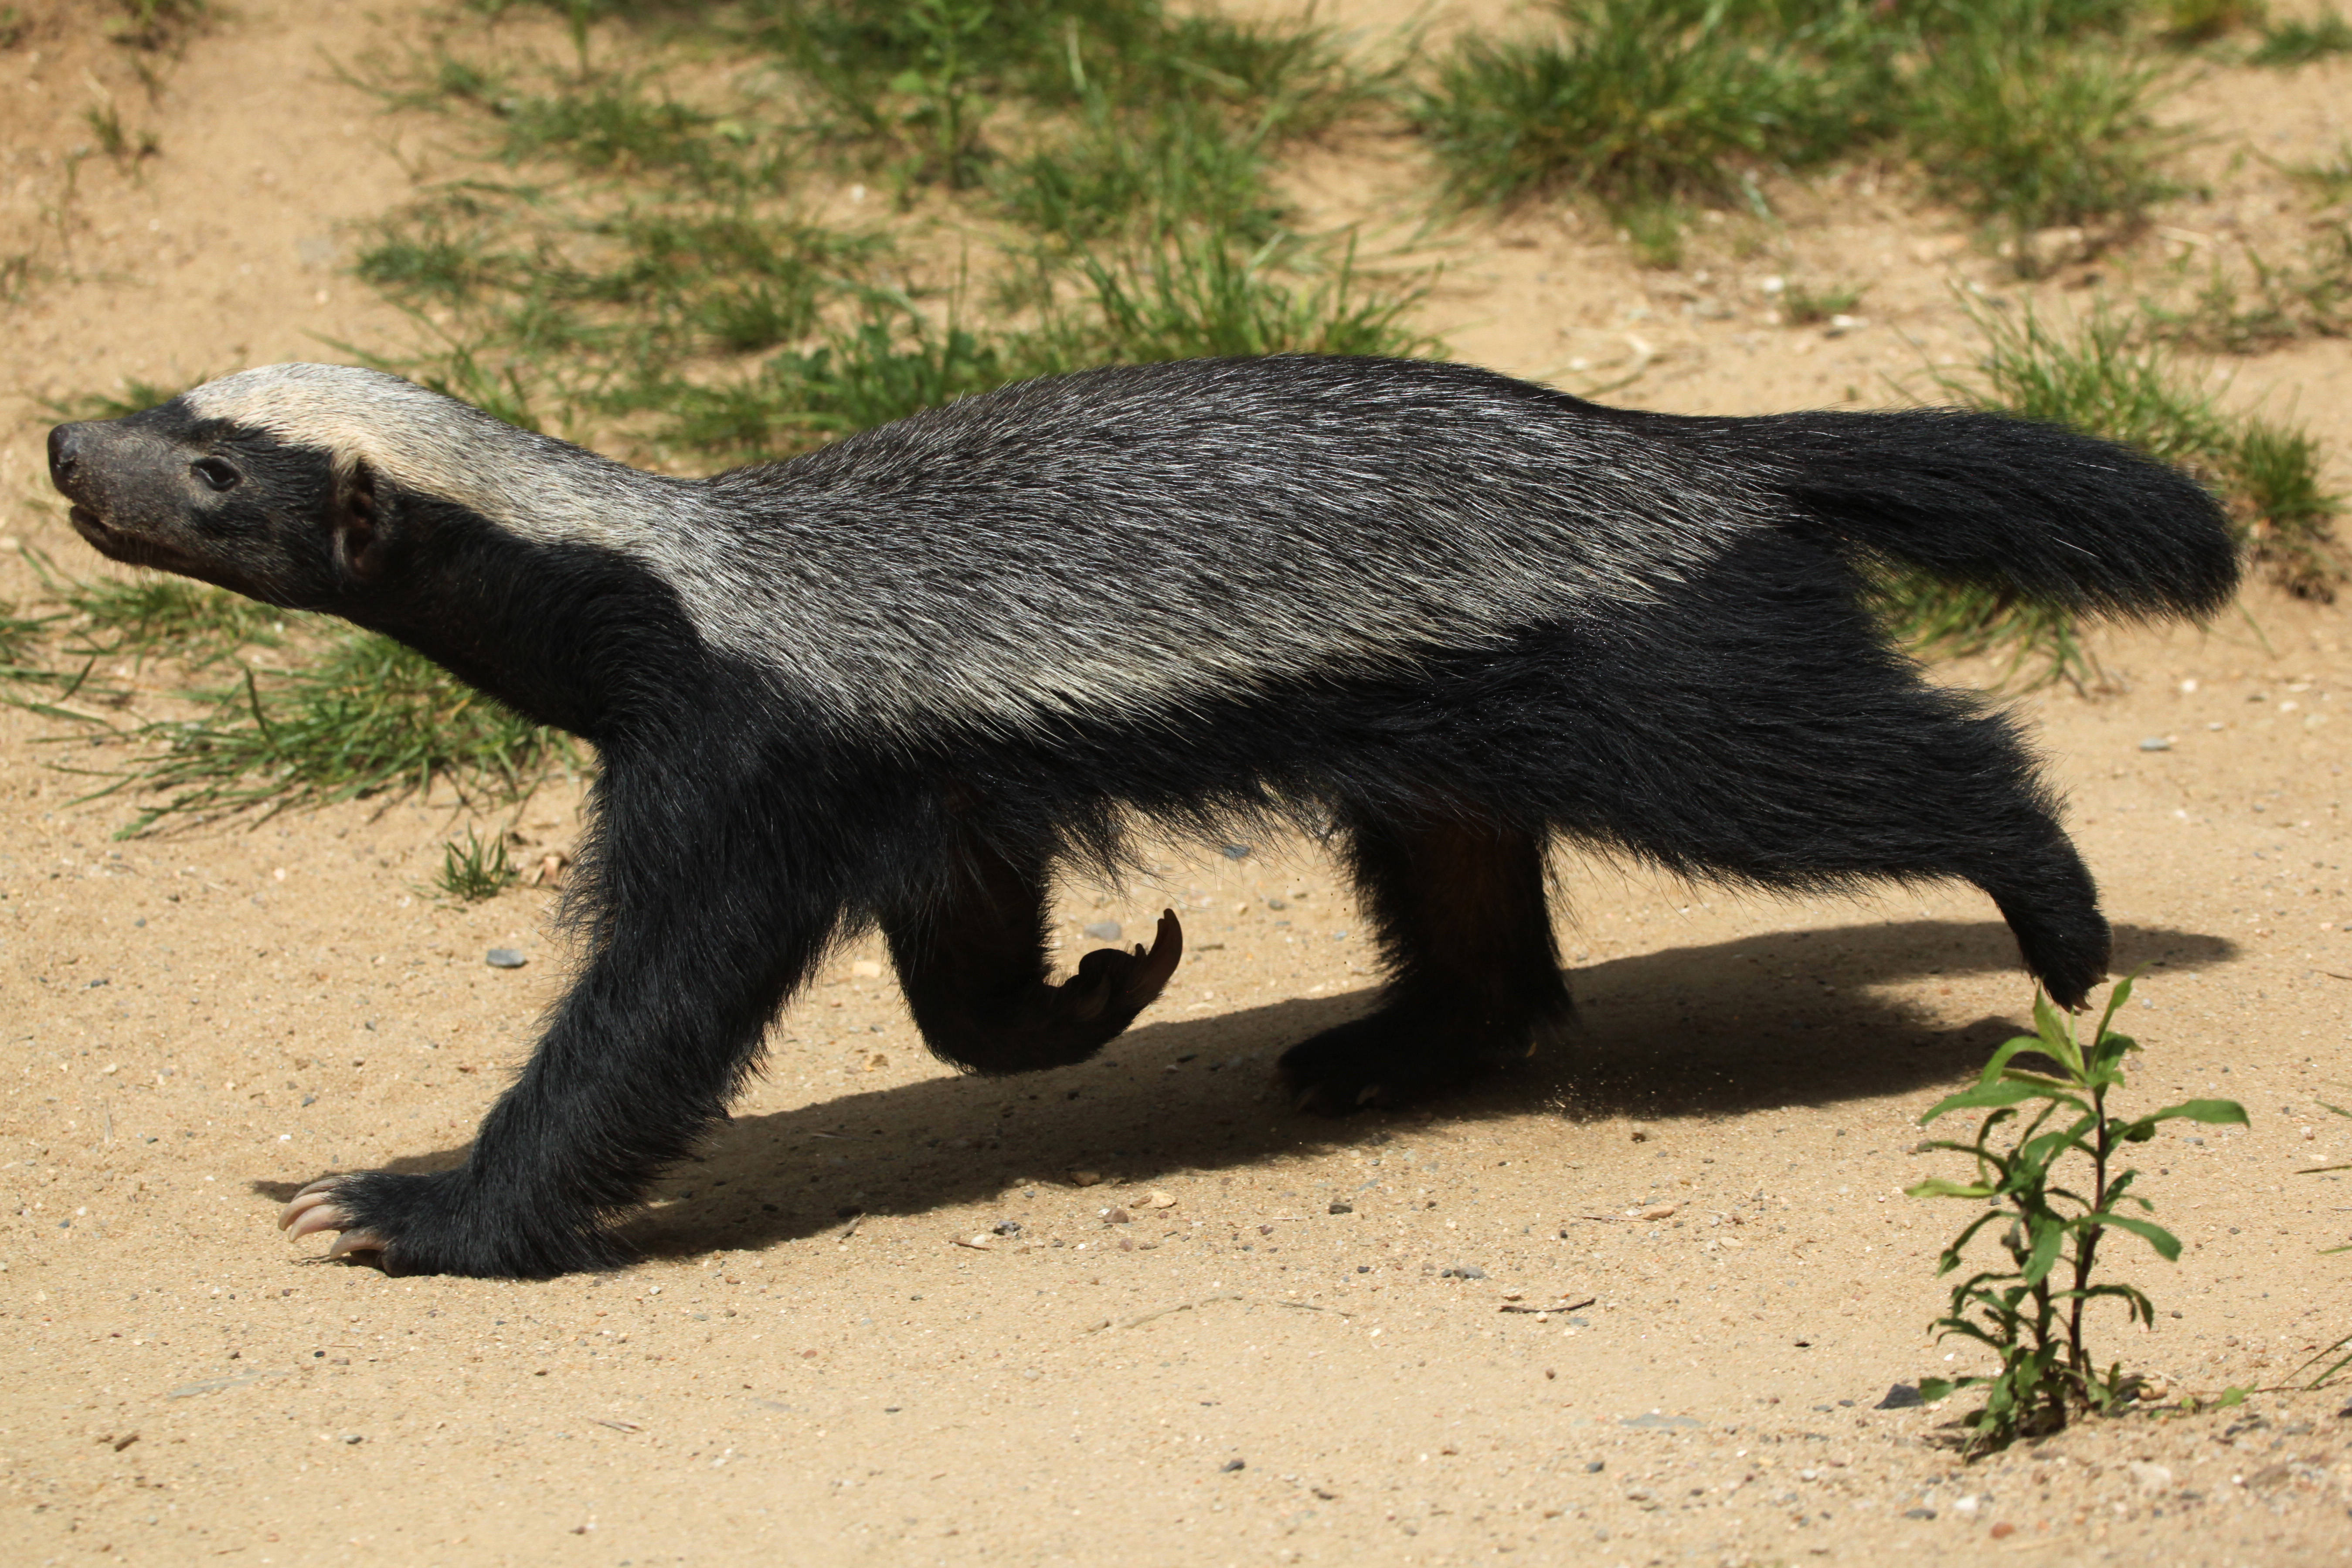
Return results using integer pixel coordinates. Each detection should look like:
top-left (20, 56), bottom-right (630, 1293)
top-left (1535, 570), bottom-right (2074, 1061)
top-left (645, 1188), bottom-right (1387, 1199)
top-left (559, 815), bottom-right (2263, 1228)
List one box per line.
top-left (48, 422), bottom-right (87, 497)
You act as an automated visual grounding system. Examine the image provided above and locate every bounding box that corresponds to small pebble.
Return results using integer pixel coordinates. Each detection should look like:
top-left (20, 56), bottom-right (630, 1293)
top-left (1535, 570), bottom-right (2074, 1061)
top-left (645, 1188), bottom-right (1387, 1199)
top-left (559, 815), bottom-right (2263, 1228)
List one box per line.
top-left (1439, 1265), bottom-right (1487, 1280)
top-left (1584, 1460), bottom-right (1605, 1474)
top-left (486, 948), bottom-right (527, 969)
top-left (1069, 1170), bottom-right (1103, 1187)
top-left (1103, 1207), bottom-right (1131, 1224)
top-left (1082, 920), bottom-right (1122, 941)
top-left (1990, 1522), bottom-right (2016, 1539)
top-left (1635, 1203), bottom-right (1676, 1221)
top-left (1904, 1507), bottom-right (1937, 1520)
top-left (1220, 1458), bottom-right (1246, 1473)
top-left (991, 1220), bottom-right (1023, 1237)
top-left (2138, 737), bottom-right (2171, 752)
top-left (1144, 1190), bottom-right (1177, 1209)
top-left (1220, 844), bottom-right (1252, 860)
top-left (1328, 1200), bottom-right (1353, 1215)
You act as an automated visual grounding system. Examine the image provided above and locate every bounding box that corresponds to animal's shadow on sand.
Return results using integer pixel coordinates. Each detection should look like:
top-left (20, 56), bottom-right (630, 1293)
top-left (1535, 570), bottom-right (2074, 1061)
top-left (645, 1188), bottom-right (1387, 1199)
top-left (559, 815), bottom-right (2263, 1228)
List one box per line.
top-left (252, 919), bottom-right (2231, 1262)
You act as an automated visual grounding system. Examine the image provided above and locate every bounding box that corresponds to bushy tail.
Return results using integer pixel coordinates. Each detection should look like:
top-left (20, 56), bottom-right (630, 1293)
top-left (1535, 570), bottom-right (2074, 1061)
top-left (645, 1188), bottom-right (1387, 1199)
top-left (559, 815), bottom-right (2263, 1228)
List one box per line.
top-left (1732, 408), bottom-right (2240, 618)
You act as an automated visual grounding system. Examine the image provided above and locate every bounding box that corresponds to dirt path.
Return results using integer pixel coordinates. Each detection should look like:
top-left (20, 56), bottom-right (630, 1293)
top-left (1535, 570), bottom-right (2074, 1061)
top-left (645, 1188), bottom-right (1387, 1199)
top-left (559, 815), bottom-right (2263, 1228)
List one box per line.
top-left (4, 4), bottom-right (2351, 1565)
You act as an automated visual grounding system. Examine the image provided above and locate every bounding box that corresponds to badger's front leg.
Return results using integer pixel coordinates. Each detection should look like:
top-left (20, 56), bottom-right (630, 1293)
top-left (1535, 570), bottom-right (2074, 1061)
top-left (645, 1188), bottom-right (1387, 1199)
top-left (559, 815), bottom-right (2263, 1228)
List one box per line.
top-left (281, 762), bottom-right (836, 1278)
top-left (884, 833), bottom-right (1181, 1075)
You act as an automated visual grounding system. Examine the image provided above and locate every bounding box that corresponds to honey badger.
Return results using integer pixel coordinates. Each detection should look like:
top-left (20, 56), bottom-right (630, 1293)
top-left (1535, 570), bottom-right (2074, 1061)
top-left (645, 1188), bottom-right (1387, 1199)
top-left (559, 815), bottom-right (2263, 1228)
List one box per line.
top-left (47, 354), bottom-right (2236, 1278)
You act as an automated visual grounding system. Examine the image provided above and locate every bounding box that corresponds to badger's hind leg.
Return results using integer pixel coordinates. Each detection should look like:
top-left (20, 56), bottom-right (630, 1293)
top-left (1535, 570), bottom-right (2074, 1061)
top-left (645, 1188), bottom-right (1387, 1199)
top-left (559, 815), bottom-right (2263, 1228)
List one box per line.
top-left (1281, 813), bottom-right (1570, 1112)
top-left (884, 832), bottom-right (1181, 1075)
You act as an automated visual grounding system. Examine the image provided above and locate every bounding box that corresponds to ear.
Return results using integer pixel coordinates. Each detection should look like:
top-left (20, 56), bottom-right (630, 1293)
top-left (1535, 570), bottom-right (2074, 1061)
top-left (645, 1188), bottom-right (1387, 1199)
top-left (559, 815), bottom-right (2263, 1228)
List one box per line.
top-left (329, 457), bottom-right (395, 584)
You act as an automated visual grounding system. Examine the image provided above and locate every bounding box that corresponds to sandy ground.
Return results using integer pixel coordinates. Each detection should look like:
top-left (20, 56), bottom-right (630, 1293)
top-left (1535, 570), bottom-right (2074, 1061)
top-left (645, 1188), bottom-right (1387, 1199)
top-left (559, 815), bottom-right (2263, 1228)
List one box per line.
top-left (5, 2), bottom-right (2352, 1565)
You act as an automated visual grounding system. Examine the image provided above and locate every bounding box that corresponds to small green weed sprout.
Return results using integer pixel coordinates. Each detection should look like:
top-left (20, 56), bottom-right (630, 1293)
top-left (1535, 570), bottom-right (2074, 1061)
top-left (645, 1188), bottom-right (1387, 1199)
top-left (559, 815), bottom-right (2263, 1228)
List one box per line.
top-left (434, 827), bottom-right (519, 901)
top-left (2249, 7), bottom-right (2352, 65)
top-left (1909, 977), bottom-right (2247, 1451)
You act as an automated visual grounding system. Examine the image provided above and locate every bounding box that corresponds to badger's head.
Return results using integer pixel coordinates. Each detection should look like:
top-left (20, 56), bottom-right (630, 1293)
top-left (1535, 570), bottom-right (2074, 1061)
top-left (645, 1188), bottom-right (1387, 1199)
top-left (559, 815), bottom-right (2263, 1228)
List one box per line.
top-left (47, 363), bottom-right (534, 609)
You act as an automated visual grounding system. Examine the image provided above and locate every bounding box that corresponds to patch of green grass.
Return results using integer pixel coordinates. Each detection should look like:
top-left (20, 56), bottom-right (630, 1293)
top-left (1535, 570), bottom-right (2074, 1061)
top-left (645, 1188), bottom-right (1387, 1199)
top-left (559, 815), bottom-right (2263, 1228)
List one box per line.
top-left (1025, 229), bottom-right (1437, 372)
top-left (84, 102), bottom-right (160, 163)
top-left (660, 300), bottom-right (1015, 459)
top-left (1414, 0), bottom-right (1893, 208)
top-left (1908, 977), bottom-right (2246, 1452)
top-left (1778, 277), bottom-right (1866, 324)
top-left (47, 569), bottom-right (296, 671)
top-left (107, 0), bottom-right (209, 51)
top-left (75, 632), bottom-right (573, 834)
top-left (2287, 144), bottom-right (2352, 204)
top-left (433, 826), bottom-right (519, 901)
top-left (2159, 0), bottom-right (2266, 46)
top-left (992, 89), bottom-right (1284, 248)
top-left (2248, 7), bottom-right (2352, 64)
top-left (1904, 6), bottom-right (2187, 269)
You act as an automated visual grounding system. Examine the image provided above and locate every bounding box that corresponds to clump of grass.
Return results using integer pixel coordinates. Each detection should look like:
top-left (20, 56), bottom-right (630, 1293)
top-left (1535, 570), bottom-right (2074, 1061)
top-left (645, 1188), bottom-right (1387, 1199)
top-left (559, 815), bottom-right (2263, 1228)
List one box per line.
top-left (1777, 277), bottom-right (1865, 325)
top-left (2145, 225), bottom-right (2352, 354)
top-left (434, 827), bottom-right (519, 901)
top-left (2248, 7), bottom-right (2352, 64)
top-left (24, 548), bottom-right (294, 671)
top-left (84, 102), bottom-right (160, 163)
top-left (2290, 1098), bottom-right (2352, 1388)
top-left (1025, 229), bottom-right (1437, 371)
top-left (992, 89), bottom-right (1285, 249)
top-left (660, 299), bottom-right (1013, 459)
top-left (2159, 0), bottom-right (2266, 47)
top-left (1414, 0), bottom-right (1889, 209)
top-left (1904, 7), bottom-right (2187, 271)
top-left (74, 633), bottom-right (572, 833)
top-left (1908, 977), bottom-right (2247, 1451)
top-left (107, 0), bottom-right (208, 51)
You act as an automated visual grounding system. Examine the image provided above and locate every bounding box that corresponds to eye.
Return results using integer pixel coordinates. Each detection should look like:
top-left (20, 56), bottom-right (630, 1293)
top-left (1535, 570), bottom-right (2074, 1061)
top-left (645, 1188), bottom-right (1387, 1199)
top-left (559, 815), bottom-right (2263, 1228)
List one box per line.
top-left (191, 457), bottom-right (241, 492)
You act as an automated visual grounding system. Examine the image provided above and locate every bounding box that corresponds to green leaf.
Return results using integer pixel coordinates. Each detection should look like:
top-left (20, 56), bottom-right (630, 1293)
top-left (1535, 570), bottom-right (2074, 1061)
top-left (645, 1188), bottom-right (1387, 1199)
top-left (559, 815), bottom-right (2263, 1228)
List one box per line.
top-left (1907, 1177), bottom-right (1996, 1200)
top-left (1921, 1078), bottom-right (2050, 1123)
top-left (1917, 1377), bottom-right (1955, 1403)
top-left (2086, 1212), bottom-right (2182, 1261)
top-left (2095, 969), bottom-right (2139, 1035)
top-left (2216, 1386), bottom-right (2250, 1409)
top-left (1977, 1032), bottom-right (2051, 1085)
top-left (2032, 990), bottom-right (2084, 1076)
top-left (2022, 1213), bottom-right (2065, 1285)
top-left (2146, 1098), bottom-right (2249, 1126)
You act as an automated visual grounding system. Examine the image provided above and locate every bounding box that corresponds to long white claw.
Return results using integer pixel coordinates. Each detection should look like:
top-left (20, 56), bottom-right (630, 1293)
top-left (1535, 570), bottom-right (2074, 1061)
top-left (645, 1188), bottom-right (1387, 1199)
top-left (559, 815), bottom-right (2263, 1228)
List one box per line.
top-left (286, 1202), bottom-right (350, 1241)
top-left (326, 1229), bottom-right (388, 1259)
top-left (293, 1176), bottom-right (342, 1198)
top-left (279, 1188), bottom-right (341, 1230)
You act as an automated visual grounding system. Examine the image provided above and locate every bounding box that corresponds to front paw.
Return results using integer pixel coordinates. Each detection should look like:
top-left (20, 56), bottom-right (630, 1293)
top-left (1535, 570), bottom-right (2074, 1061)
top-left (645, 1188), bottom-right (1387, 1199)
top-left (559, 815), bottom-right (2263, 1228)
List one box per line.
top-left (279, 1167), bottom-right (615, 1279)
top-left (281, 1175), bottom-right (395, 1260)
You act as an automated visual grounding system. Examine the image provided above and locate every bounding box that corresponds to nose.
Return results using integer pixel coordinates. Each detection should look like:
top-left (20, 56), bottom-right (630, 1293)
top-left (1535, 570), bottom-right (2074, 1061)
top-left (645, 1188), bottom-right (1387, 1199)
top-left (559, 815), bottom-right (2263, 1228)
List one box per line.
top-left (47, 423), bottom-right (85, 492)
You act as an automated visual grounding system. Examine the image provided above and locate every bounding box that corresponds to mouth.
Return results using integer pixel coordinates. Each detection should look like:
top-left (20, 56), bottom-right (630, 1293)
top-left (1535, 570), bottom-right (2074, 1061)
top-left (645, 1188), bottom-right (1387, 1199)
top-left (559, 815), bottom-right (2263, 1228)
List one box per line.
top-left (68, 504), bottom-right (198, 576)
